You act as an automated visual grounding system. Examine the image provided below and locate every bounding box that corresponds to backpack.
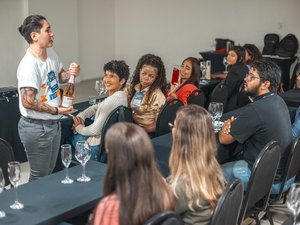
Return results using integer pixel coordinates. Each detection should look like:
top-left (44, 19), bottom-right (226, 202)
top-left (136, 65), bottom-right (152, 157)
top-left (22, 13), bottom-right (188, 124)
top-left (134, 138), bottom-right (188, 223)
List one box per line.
top-left (276, 33), bottom-right (299, 57)
top-left (262, 33), bottom-right (280, 55)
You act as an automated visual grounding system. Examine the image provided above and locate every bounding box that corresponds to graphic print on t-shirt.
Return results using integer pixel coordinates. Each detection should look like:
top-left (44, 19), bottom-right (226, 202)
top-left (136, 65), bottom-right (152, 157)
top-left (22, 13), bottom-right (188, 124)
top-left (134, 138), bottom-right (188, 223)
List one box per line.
top-left (43, 70), bottom-right (60, 101)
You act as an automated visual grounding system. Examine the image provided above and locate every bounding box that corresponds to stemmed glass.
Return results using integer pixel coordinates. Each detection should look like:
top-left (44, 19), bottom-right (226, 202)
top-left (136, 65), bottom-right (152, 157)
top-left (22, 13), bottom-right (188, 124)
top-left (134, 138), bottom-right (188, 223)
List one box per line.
top-left (208, 102), bottom-right (218, 125)
top-left (61, 144), bottom-right (74, 184)
top-left (75, 141), bottom-right (92, 182)
top-left (286, 183), bottom-right (300, 225)
top-left (95, 79), bottom-right (106, 98)
top-left (215, 102), bottom-right (224, 130)
top-left (0, 169), bottom-right (6, 217)
top-left (8, 161), bottom-right (24, 209)
top-left (223, 57), bottom-right (229, 73)
top-left (200, 61), bottom-right (206, 80)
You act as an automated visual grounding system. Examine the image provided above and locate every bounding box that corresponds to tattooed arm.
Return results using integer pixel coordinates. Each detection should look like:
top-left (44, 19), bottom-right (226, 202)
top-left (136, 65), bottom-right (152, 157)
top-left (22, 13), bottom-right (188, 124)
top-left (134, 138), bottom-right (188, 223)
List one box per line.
top-left (20, 87), bottom-right (73, 115)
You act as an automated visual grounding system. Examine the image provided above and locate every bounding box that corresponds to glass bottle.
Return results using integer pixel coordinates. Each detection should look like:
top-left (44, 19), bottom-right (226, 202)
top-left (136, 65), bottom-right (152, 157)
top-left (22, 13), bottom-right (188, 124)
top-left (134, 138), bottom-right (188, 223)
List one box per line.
top-left (61, 75), bottom-right (75, 107)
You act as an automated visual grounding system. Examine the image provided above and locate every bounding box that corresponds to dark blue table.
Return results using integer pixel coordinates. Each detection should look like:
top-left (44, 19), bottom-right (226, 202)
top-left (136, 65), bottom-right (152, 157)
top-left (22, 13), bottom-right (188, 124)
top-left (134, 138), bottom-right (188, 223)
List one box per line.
top-left (0, 160), bottom-right (106, 225)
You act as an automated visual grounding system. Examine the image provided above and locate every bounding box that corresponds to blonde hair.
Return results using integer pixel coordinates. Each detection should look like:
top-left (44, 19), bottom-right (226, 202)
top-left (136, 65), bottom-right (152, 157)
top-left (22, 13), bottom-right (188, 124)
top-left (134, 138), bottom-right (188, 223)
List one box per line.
top-left (169, 105), bottom-right (225, 211)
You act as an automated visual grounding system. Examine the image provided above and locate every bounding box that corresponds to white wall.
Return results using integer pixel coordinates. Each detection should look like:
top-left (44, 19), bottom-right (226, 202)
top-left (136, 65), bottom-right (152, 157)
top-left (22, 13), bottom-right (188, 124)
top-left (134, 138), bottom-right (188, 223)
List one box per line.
top-left (0, 0), bottom-right (300, 87)
top-left (0, 0), bottom-right (27, 87)
top-left (115, 0), bottom-right (300, 80)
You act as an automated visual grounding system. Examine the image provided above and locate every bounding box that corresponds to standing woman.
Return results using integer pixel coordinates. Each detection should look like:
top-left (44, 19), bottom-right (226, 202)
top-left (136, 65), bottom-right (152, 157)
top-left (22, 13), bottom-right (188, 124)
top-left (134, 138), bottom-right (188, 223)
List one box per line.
top-left (17, 15), bottom-right (80, 181)
top-left (126, 54), bottom-right (167, 134)
top-left (168, 105), bottom-right (225, 225)
top-left (93, 122), bottom-right (174, 225)
top-left (167, 57), bottom-right (200, 105)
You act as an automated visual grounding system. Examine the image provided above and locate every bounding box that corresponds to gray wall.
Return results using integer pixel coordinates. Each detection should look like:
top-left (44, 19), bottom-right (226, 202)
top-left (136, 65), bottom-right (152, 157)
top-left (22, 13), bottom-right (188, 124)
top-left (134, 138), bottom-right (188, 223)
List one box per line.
top-left (0, 0), bottom-right (299, 87)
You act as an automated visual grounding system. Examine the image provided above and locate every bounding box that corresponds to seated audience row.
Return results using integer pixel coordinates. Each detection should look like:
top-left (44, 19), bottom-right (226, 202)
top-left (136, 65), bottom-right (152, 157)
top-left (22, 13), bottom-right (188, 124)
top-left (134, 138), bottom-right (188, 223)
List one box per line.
top-left (93, 104), bottom-right (225, 225)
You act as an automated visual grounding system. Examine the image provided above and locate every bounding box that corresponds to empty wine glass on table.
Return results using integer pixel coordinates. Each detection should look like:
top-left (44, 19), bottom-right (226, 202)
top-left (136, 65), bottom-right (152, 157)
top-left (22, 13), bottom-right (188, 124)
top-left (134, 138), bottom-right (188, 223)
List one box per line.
top-left (95, 79), bottom-right (106, 99)
top-left (208, 102), bottom-right (217, 125)
top-left (286, 183), bottom-right (300, 225)
top-left (8, 161), bottom-right (24, 209)
top-left (223, 57), bottom-right (229, 73)
top-left (200, 61), bottom-right (206, 80)
top-left (0, 168), bottom-right (6, 218)
top-left (75, 141), bottom-right (92, 182)
top-left (215, 102), bottom-right (223, 130)
top-left (61, 144), bottom-right (74, 184)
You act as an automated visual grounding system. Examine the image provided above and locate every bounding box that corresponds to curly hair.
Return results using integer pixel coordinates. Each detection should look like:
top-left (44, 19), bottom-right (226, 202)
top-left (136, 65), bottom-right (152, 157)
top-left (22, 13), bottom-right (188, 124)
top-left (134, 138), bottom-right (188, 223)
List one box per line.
top-left (127, 54), bottom-right (167, 105)
top-left (103, 60), bottom-right (130, 89)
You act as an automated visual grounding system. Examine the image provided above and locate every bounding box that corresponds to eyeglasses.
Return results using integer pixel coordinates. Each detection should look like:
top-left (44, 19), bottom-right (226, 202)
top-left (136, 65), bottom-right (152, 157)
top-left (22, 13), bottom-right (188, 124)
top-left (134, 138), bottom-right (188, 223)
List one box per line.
top-left (245, 73), bottom-right (261, 81)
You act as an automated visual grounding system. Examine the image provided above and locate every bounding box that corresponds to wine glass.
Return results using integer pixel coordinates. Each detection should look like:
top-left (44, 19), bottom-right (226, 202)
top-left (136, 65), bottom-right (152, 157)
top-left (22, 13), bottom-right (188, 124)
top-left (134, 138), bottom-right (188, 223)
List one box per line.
top-left (208, 102), bottom-right (217, 123)
top-left (223, 57), bottom-right (229, 73)
top-left (95, 79), bottom-right (106, 98)
top-left (200, 61), bottom-right (206, 80)
top-left (8, 161), bottom-right (24, 209)
top-left (215, 102), bottom-right (224, 130)
top-left (61, 144), bottom-right (74, 184)
top-left (286, 183), bottom-right (300, 225)
top-left (75, 141), bottom-right (92, 182)
top-left (0, 168), bottom-right (6, 218)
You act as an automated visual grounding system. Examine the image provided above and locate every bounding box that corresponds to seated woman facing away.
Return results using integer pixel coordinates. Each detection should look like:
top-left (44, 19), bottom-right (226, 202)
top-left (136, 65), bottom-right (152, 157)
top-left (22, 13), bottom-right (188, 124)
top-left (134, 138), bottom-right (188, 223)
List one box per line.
top-left (93, 122), bottom-right (174, 225)
top-left (71, 60), bottom-right (129, 161)
top-left (167, 57), bottom-right (200, 106)
top-left (126, 54), bottom-right (167, 134)
top-left (168, 105), bottom-right (225, 225)
top-left (243, 43), bottom-right (262, 66)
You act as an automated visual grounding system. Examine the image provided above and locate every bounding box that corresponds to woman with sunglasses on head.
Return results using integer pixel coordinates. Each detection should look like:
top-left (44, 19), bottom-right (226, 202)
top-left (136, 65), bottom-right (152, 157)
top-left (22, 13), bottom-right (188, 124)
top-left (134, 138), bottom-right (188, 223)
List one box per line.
top-left (126, 54), bottom-right (167, 134)
top-left (167, 57), bottom-right (200, 106)
top-left (93, 122), bottom-right (174, 225)
top-left (168, 105), bottom-right (225, 225)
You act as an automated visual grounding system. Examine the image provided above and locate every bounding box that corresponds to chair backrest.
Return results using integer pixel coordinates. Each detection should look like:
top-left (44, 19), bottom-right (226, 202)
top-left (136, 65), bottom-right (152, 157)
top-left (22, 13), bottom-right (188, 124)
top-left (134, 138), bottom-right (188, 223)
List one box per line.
top-left (0, 138), bottom-right (15, 186)
top-left (210, 82), bottom-right (228, 110)
top-left (155, 99), bottom-right (183, 137)
top-left (187, 89), bottom-right (206, 107)
top-left (143, 211), bottom-right (183, 225)
top-left (275, 135), bottom-right (300, 199)
top-left (238, 140), bottom-right (281, 224)
top-left (98, 105), bottom-right (133, 161)
top-left (211, 179), bottom-right (244, 225)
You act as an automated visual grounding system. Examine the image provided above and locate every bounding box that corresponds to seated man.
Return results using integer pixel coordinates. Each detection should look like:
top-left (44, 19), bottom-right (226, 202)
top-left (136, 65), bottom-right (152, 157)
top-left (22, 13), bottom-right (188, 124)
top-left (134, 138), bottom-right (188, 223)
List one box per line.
top-left (218, 60), bottom-right (292, 190)
top-left (281, 68), bottom-right (300, 107)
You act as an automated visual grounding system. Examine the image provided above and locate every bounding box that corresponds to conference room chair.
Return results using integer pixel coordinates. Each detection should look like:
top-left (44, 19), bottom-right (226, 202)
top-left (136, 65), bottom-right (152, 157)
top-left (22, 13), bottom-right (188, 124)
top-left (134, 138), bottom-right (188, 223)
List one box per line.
top-left (238, 140), bottom-right (281, 225)
top-left (143, 211), bottom-right (183, 225)
top-left (155, 99), bottom-right (183, 137)
top-left (187, 89), bottom-right (206, 107)
top-left (211, 179), bottom-right (244, 225)
top-left (209, 82), bottom-right (228, 111)
top-left (98, 105), bottom-right (133, 162)
top-left (0, 138), bottom-right (15, 187)
top-left (264, 135), bottom-right (300, 224)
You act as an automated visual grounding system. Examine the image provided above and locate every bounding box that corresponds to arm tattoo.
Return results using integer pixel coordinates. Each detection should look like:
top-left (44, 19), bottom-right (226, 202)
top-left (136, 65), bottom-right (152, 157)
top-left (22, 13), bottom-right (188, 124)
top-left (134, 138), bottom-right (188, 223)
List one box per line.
top-left (20, 87), bottom-right (57, 114)
top-left (59, 70), bottom-right (70, 83)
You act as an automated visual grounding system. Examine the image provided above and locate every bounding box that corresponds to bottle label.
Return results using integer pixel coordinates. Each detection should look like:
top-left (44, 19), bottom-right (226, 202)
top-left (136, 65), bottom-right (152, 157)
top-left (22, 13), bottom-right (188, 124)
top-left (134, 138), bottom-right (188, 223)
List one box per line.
top-left (61, 96), bottom-right (74, 107)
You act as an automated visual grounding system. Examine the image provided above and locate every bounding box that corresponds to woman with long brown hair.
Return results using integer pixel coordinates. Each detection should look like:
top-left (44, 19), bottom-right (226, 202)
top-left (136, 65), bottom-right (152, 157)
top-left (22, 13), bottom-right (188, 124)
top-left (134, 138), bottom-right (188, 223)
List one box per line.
top-left (167, 57), bottom-right (200, 105)
top-left (93, 122), bottom-right (173, 225)
top-left (168, 105), bottom-right (225, 225)
top-left (126, 54), bottom-right (167, 134)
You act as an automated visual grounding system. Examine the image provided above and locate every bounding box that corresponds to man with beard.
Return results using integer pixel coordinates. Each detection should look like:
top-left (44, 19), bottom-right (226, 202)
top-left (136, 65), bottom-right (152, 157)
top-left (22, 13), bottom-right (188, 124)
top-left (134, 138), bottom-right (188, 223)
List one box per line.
top-left (218, 60), bottom-right (292, 188)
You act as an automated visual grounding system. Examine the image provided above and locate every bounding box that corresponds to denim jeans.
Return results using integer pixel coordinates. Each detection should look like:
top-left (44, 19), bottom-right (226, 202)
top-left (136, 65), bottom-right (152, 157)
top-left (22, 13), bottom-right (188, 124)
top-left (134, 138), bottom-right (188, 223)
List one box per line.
top-left (18, 117), bottom-right (61, 181)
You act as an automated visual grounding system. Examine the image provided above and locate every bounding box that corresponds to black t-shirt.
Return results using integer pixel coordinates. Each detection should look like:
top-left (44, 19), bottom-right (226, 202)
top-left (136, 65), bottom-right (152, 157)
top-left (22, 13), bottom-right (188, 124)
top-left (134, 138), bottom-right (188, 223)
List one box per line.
top-left (229, 93), bottom-right (292, 180)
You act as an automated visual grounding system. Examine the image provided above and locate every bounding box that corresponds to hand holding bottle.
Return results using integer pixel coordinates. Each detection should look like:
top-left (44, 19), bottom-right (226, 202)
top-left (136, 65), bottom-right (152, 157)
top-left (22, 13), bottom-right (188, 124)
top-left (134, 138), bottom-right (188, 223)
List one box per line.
top-left (69, 62), bottom-right (80, 77)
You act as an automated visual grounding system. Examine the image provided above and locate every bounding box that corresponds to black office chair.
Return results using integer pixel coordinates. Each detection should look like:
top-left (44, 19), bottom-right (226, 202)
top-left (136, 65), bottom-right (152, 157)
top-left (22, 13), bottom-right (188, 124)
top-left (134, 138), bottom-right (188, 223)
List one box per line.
top-left (0, 138), bottom-right (15, 186)
top-left (264, 136), bottom-right (300, 224)
top-left (143, 211), bottom-right (183, 225)
top-left (209, 82), bottom-right (228, 111)
top-left (155, 99), bottom-right (183, 137)
top-left (98, 105), bottom-right (133, 162)
top-left (238, 141), bottom-right (281, 225)
top-left (211, 179), bottom-right (244, 225)
top-left (187, 89), bottom-right (206, 107)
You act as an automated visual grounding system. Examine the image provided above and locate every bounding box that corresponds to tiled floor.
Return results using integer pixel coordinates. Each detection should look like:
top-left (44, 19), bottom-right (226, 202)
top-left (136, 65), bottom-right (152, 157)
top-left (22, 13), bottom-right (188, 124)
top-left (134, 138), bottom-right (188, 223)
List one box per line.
top-left (18, 78), bottom-right (291, 224)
